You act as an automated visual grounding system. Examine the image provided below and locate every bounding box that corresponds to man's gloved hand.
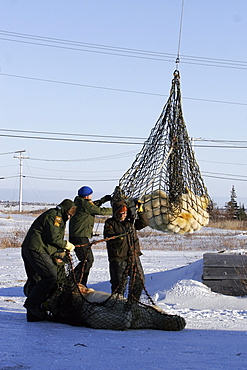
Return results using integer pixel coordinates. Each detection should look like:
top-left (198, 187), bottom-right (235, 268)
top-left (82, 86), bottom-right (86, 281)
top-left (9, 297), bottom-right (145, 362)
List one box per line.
top-left (104, 195), bottom-right (112, 202)
top-left (135, 199), bottom-right (144, 213)
top-left (65, 241), bottom-right (75, 252)
top-left (53, 250), bottom-right (69, 264)
top-left (53, 250), bottom-right (66, 260)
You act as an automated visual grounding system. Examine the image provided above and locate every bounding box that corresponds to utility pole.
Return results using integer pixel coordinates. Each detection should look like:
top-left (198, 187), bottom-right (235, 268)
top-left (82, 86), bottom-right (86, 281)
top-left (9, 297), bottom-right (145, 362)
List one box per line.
top-left (14, 150), bottom-right (29, 212)
top-left (190, 137), bottom-right (202, 153)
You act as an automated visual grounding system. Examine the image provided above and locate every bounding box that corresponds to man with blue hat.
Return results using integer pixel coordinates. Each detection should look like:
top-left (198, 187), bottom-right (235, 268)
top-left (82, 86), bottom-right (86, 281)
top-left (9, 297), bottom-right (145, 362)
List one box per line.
top-left (69, 186), bottom-right (111, 286)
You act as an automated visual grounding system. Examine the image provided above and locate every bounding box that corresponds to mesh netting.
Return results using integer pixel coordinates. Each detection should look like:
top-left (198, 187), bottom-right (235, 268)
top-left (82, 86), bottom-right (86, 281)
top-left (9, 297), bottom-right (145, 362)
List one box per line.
top-left (47, 249), bottom-right (186, 331)
top-left (112, 70), bottom-right (210, 234)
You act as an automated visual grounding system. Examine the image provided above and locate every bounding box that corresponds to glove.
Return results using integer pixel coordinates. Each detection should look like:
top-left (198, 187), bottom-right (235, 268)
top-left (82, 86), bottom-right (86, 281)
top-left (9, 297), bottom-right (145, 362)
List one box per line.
top-left (53, 250), bottom-right (70, 264)
top-left (65, 241), bottom-right (75, 252)
top-left (135, 199), bottom-right (144, 213)
top-left (53, 250), bottom-right (66, 259)
top-left (104, 195), bottom-right (112, 202)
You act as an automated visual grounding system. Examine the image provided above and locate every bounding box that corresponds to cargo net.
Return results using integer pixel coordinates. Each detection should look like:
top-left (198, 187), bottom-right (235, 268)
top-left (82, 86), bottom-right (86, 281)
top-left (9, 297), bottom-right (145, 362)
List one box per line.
top-left (47, 245), bottom-right (186, 331)
top-left (113, 70), bottom-right (210, 234)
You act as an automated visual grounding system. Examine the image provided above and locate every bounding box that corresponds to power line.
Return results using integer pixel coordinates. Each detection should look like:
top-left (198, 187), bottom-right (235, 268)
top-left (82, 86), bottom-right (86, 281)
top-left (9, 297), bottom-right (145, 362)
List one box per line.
top-left (0, 172), bottom-right (243, 183)
top-left (0, 132), bottom-right (143, 145)
top-left (1, 29), bottom-right (247, 70)
top-left (0, 36), bottom-right (177, 64)
top-left (196, 138), bottom-right (247, 144)
top-left (23, 175), bottom-right (118, 182)
top-left (28, 151), bottom-right (138, 162)
top-left (0, 150), bottom-right (26, 156)
top-left (202, 173), bottom-right (247, 182)
top-left (203, 171), bottom-right (247, 179)
top-left (0, 128), bottom-right (146, 141)
top-left (194, 145), bottom-right (247, 149)
top-left (1, 72), bottom-right (247, 106)
top-left (0, 175), bottom-right (19, 180)
top-left (0, 132), bottom-right (246, 149)
top-left (23, 161), bottom-right (247, 175)
top-left (0, 129), bottom-right (247, 145)
top-left (0, 72), bottom-right (167, 97)
top-left (25, 164), bottom-right (125, 173)
top-left (1, 171), bottom-right (246, 183)
top-left (199, 159), bottom-right (247, 166)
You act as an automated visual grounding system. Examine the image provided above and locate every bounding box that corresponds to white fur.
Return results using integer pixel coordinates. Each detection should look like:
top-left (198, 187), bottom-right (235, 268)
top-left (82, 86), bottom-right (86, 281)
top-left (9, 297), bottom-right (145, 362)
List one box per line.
top-left (83, 290), bottom-right (111, 303)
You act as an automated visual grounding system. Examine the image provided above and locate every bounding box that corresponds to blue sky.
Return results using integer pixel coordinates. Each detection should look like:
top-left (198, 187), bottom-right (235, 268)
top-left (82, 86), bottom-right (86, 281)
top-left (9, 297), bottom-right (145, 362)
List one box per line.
top-left (0, 0), bottom-right (246, 206)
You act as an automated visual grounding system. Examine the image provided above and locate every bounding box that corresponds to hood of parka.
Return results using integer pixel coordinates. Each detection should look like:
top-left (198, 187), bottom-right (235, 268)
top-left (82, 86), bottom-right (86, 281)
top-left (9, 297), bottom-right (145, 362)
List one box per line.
top-left (57, 199), bottom-right (76, 222)
top-left (112, 200), bottom-right (129, 217)
top-left (112, 200), bottom-right (135, 222)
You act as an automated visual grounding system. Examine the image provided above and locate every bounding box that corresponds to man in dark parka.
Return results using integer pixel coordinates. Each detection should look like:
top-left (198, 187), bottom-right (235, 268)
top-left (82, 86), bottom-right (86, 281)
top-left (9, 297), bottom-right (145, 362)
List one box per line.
top-left (104, 200), bottom-right (149, 300)
top-left (69, 186), bottom-right (111, 286)
top-left (21, 199), bottom-right (76, 321)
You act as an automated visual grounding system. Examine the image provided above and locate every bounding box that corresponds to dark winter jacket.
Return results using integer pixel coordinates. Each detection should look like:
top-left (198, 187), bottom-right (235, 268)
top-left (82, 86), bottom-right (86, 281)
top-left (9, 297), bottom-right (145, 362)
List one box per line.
top-left (69, 195), bottom-right (110, 239)
top-left (104, 211), bottom-right (149, 262)
top-left (21, 200), bottom-right (74, 256)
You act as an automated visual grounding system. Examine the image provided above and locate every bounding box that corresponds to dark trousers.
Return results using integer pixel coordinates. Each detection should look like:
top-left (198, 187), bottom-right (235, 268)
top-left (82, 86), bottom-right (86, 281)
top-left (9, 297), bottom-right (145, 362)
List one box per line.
top-left (109, 257), bottom-right (145, 300)
top-left (22, 248), bottom-right (61, 309)
top-left (69, 236), bottom-right (94, 286)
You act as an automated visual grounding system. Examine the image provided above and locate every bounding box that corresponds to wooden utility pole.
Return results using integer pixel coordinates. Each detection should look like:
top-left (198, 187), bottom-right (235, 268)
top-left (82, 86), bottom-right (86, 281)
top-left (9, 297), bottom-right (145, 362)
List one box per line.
top-left (14, 150), bottom-right (29, 212)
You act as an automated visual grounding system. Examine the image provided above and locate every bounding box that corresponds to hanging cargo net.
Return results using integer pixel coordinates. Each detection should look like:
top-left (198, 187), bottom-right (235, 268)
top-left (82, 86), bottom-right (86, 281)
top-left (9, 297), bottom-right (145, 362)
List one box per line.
top-left (47, 247), bottom-right (186, 331)
top-left (112, 70), bottom-right (210, 234)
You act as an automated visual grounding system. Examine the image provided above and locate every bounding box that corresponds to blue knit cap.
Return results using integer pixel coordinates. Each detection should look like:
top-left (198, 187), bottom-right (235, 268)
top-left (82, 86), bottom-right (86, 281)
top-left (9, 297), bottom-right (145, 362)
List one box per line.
top-left (78, 186), bottom-right (93, 197)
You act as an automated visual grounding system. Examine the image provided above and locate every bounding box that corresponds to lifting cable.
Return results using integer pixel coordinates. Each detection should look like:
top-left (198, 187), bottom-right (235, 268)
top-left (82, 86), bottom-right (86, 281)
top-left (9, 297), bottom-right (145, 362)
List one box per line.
top-left (176, 0), bottom-right (185, 69)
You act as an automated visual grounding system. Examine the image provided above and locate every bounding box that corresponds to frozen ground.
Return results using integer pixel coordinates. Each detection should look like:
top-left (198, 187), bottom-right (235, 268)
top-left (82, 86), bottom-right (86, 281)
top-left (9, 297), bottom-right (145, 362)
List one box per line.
top-left (0, 211), bottom-right (247, 369)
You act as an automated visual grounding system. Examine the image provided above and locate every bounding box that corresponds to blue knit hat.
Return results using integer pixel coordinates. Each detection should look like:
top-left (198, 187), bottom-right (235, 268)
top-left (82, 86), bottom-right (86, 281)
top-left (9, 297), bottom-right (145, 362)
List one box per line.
top-left (78, 186), bottom-right (93, 197)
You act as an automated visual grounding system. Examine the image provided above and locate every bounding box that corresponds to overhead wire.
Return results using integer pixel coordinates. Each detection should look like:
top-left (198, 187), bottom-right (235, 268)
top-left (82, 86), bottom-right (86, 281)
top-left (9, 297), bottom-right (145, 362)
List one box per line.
top-left (24, 165), bottom-right (124, 173)
top-left (0, 130), bottom-right (246, 148)
top-left (1, 72), bottom-right (246, 106)
top-left (2, 172), bottom-right (246, 183)
top-left (0, 128), bottom-right (146, 141)
top-left (202, 171), bottom-right (247, 179)
top-left (21, 174), bottom-right (247, 183)
top-left (1, 28), bottom-right (247, 110)
top-left (1, 171), bottom-right (246, 183)
top-left (199, 159), bottom-right (247, 166)
top-left (1, 29), bottom-right (247, 70)
top-left (202, 173), bottom-right (247, 182)
top-left (0, 150), bottom-right (25, 156)
top-left (1, 27), bottom-right (247, 192)
top-left (28, 151), bottom-right (138, 162)
top-left (0, 129), bottom-right (247, 144)
top-left (0, 132), bottom-right (246, 148)
top-left (193, 144), bottom-right (247, 149)
top-left (194, 138), bottom-right (247, 143)
top-left (0, 132), bottom-right (143, 145)
top-left (23, 175), bottom-right (118, 182)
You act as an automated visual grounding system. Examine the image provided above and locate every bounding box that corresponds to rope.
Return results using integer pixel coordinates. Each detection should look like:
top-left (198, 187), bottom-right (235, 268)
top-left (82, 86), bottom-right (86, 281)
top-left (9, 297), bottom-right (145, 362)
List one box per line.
top-left (78, 249), bottom-right (90, 285)
top-left (71, 231), bottom-right (134, 286)
top-left (176, 0), bottom-right (185, 69)
top-left (65, 250), bottom-right (80, 289)
top-left (74, 231), bottom-right (133, 248)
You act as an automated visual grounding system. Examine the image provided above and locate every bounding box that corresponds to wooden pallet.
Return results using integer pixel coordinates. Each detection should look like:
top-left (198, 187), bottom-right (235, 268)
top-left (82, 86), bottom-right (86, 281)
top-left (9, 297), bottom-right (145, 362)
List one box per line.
top-left (202, 253), bottom-right (247, 296)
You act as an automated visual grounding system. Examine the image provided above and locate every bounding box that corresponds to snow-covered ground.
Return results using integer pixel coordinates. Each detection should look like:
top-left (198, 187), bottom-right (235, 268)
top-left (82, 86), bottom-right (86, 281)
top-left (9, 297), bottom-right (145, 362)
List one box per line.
top-left (0, 211), bottom-right (247, 369)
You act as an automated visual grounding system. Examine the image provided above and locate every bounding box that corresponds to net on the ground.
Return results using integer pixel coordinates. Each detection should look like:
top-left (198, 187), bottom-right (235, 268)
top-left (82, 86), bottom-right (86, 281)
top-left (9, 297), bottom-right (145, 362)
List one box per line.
top-left (47, 248), bottom-right (186, 331)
